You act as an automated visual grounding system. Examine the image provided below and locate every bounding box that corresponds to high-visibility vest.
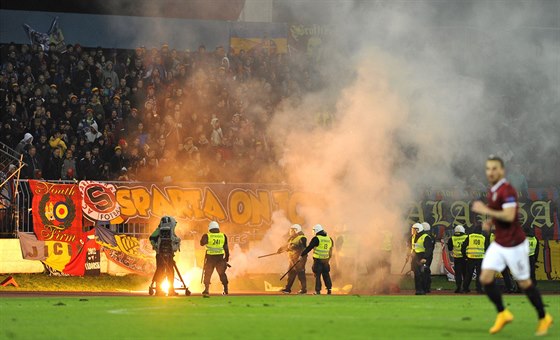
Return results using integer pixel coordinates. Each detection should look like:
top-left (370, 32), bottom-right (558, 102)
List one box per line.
top-left (206, 233), bottom-right (225, 255)
top-left (313, 235), bottom-right (333, 259)
top-left (412, 234), bottom-right (428, 253)
top-left (382, 232), bottom-right (392, 252)
top-left (528, 236), bottom-right (538, 256)
top-left (466, 233), bottom-right (485, 259)
top-left (490, 233), bottom-right (495, 243)
top-left (288, 235), bottom-right (304, 255)
top-left (451, 234), bottom-right (468, 258)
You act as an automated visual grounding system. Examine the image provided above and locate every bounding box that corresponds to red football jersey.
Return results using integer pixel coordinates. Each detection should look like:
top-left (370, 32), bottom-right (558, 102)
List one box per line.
top-left (487, 178), bottom-right (526, 247)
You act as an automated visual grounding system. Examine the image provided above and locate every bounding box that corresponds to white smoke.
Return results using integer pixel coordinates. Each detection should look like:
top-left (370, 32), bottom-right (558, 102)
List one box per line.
top-left (262, 0), bottom-right (559, 290)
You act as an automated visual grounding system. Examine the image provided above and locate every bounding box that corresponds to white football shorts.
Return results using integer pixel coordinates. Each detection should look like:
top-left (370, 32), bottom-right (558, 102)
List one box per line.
top-left (481, 239), bottom-right (530, 281)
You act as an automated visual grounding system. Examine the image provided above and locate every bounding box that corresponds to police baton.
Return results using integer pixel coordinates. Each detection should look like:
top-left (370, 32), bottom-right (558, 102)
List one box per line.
top-left (400, 254), bottom-right (411, 274)
top-left (280, 258), bottom-right (301, 280)
top-left (201, 256), bottom-right (207, 284)
top-left (258, 251), bottom-right (283, 259)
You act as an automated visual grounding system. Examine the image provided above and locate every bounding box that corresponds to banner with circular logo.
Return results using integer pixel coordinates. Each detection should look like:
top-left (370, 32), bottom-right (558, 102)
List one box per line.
top-left (29, 180), bottom-right (83, 242)
top-left (79, 181), bottom-right (121, 222)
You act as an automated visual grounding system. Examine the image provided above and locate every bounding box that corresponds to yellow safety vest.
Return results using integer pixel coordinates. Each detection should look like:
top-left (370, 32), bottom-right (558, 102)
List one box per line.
top-left (288, 235), bottom-right (304, 255)
top-left (451, 234), bottom-right (467, 258)
top-left (412, 234), bottom-right (428, 253)
top-left (528, 236), bottom-right (537, 256)
top-left (490, 233), bottom-right (495, 243)
top-left (466, 233), bottom-right (485, 259)
top-left (313, 235), bottom-right (333, 259)
top-left (382, 232), bottom-right (392, 252)
top-left (206, 233), bottom-right (225, 255)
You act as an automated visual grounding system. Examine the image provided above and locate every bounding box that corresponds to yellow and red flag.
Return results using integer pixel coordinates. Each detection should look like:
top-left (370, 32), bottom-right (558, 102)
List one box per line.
top-left (29, 180), bottom-right (83, 243)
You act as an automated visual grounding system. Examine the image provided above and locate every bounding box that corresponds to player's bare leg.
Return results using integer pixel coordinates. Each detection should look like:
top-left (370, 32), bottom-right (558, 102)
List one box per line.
top-left (480, 269), bottom-right (514, 334)
top-left (517, 279), bottom-right (553, 336)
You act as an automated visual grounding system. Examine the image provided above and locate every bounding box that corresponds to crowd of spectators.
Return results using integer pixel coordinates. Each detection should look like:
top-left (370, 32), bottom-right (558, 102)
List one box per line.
top-left (1, 41), bottom-right (315, 183)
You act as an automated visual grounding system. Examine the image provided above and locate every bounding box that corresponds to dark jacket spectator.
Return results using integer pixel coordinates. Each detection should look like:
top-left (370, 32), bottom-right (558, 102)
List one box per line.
top-left (21, 146), bottom-right (42, 179)
top-left (110, 146), bottom-right (127, 176)
top-left (77, 150), bottom-right (98, 180)
top-left (44, 148), bottom-right (64, 180)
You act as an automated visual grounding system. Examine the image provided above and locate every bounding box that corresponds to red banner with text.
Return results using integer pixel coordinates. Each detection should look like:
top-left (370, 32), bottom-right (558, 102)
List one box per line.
top-left (29, 180), bottom-right (83, 243)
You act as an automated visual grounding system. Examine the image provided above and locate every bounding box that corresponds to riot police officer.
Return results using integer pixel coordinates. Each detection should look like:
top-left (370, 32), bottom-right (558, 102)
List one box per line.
top-left (200, 221), bottom-right (229, 296)
top-left (279, 224), bottom-right (308, 294)
top-left (421, 222), bottom-right (435, 293)
top-left (462, 225), bottom-right (489, 293)
top-left (447, 225), bottom-right (467, 293)
top-left (410, 223), bottom-right (433, 295)
top-left (525, 226), bottom-right (539, 286)
top-left (300, 224), bottom-right (334, 295)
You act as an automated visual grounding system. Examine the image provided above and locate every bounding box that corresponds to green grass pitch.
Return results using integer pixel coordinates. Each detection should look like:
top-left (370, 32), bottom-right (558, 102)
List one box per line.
top-left (1, 295), bottom-right (558, 339)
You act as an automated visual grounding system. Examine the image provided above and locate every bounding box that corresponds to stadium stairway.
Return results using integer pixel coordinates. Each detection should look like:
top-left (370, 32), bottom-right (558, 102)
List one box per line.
top-left (0, 142), bottom-right (24, 236)
top-left (0, 142), bottom-right (21, 175)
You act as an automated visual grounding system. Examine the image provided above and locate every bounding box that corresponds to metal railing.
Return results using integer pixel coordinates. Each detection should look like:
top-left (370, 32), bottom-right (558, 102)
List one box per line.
top-left (1, 179), bottom-right (152, 238)
top-left (0, 142), bottom-right (25, 238)
top-left (0, 141), bottom-right (21, 173)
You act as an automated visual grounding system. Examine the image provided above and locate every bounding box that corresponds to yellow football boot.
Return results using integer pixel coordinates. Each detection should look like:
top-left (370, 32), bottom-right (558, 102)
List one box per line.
top-left (489, 309), bottom-right (514, 334)
top-left (535, 313), bottom-right (553, 336)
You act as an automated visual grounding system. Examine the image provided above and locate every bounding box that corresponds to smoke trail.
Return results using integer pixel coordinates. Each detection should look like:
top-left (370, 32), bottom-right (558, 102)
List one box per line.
top-left (262, 0), bottom-right (559, 291)
top-left (95, 0), bottom-right (558, 291)
top-left (227, 211), bottom-right (291, 279)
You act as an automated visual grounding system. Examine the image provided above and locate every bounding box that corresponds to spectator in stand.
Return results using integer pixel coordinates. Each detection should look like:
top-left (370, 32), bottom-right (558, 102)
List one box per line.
top-left (61, 149), bottom-right (77, 180)
top-left (84, 121), bottom-right (102, 144)
top-left (179, 137), bottom-right (200, 163)
top-left (102, 61), bottom-right (119, 88)
top-left (74, 61), bottom-right (90, 87)
top-left (15, 132), bottom-right (34, 155)
top-left (44, 147), bottom-right (63, 180)
top-left (78, 108), bottom-right (97, 135)
top-left (124, 108), bottom-right (140, 135)
top-left (210, 118), bottom-right (223, 147)
top-left (110, 146), bottom-right (127, 177)
top-left (36, 134), bottom-right (50, 165)
top-left (118, 167), bottom-right (130, 181)
top-left (48, 130), bottom-right (67, 154)
top-left (1, 40), bottom-right (300, 183)
top-left (98, 162), bottom-right (111, 181)
top-left (22, 145), bottom-right (42, 179)
top-left (78, 149), bottom-right (95, 180)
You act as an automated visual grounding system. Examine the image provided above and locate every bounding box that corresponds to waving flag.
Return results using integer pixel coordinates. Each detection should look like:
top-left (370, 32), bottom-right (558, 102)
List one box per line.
top-left (22, 16), bottom-right (65, 52)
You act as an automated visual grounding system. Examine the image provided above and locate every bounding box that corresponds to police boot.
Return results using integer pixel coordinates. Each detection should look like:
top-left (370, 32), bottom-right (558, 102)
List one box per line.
top-left (202, 284), bottom-right (210, 296)
top-left (222, 284), bottom-right (228, 295)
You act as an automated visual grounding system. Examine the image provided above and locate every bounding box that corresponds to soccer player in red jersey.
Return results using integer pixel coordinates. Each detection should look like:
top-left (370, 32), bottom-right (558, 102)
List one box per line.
top-left (472, 155), bottom-right (553, 336)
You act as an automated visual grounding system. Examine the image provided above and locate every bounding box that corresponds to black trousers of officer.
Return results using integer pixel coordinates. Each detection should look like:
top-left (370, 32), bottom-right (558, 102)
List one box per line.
top-left (453, 257), bottom-right (467, 291)
top-left (529, 255), bottom-right (537, 286)
top-left (502, 267), bottom-right (517, 292)
top-left (155, 253), bottom-right (175, 291)
top-left (424, 257), bottom-right (433, 292)
top-left (286, 255), bottom-right (307, 291)
top-left (203, 254), bottom-right (228, 287)
top-left (312, 258), bottom-right (332, 292)
top-left (411, 254), bottom-right (426, 293)
top-left (464, 258), bottom-right (482, 292)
